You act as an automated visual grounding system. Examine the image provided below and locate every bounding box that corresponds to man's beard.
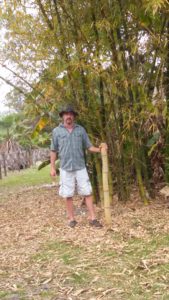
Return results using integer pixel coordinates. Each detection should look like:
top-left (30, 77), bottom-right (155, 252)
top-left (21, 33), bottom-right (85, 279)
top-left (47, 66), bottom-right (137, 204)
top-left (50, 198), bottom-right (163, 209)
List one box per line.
top-left (66, 118), bottom-right (73, 124)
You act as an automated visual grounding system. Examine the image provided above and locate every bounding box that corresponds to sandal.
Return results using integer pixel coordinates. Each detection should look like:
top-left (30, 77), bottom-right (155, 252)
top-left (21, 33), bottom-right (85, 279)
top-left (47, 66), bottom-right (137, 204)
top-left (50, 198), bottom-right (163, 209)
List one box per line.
top-left (68, 220), bottom-right (77, 228)
top-left (89, 219), bottom-right (103, 228)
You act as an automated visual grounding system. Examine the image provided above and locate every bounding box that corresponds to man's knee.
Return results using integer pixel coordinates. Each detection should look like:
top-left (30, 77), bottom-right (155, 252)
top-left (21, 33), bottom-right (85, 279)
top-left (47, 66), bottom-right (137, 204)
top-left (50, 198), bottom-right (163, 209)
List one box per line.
top-left (66, 197), bottom-right (73, 201)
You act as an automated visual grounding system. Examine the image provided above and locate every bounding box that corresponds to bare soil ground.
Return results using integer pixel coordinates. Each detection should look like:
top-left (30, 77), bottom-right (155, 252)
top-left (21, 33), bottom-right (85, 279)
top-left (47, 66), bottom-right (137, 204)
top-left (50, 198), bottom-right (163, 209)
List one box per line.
top-left (1, 185), bottom-right (169, 299)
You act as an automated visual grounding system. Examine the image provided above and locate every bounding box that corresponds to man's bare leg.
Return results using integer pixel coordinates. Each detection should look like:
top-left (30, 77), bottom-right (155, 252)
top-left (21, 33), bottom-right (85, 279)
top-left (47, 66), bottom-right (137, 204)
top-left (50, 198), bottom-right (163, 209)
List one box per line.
top-left (85, 195), bottom-right (103, 227)
top-left (85, 195), bottom-right (96, 220)
top-left (66, 197), bottom-right (75, 221)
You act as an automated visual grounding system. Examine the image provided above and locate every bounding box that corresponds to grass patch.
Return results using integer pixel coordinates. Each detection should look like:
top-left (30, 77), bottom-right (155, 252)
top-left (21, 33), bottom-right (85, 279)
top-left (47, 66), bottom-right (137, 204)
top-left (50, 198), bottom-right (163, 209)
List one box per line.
top-left (122, 234), bottom-right (169, 260)
top-left (0, 291), bottom-right (10, 299)
top-left (103, 250), bottom-right (117, 257)
top-left (0, 165), bottom-right (53, 191)
top-left (29, 235), bottom-right (169, 298)
top-left (40, 290), bottom-right (56, 299)
top-left (31, 240), bottom-right (82, 265)
top-left (61, 253), bottom-right (75, 265)
top-left (91, 234), bottom-right (169, 299)
top-left (0, 291), bottom-right (26, 300)
top-left (31, 251), bottom-right (53, 263)
top-left (70, 271), bottom-right (89, 284)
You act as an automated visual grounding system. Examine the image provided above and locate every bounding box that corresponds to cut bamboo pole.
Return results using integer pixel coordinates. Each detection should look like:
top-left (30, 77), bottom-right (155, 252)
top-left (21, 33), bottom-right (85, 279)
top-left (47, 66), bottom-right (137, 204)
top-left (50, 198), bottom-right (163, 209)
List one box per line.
top-left (100, 143), bottom-right (112, 225)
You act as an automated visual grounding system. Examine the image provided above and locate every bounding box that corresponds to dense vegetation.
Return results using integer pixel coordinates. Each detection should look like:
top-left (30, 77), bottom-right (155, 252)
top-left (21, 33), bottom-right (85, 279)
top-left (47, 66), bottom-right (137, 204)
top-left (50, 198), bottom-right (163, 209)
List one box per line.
top-left (0, 0), bottom-right (169, 202)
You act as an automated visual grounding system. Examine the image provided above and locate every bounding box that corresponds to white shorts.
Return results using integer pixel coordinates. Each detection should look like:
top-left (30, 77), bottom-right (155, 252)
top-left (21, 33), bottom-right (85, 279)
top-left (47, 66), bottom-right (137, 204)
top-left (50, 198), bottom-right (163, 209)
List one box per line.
top-left (59, 168), bottom-right (92, 198)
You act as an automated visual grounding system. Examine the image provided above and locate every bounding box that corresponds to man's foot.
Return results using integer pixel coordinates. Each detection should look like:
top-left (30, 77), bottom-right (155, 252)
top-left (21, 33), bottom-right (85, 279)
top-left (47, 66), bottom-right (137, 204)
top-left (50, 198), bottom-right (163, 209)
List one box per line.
top-left (89, 219), bottom-right (103, 228)
top-left (68, 220), bottom-right (77, 228)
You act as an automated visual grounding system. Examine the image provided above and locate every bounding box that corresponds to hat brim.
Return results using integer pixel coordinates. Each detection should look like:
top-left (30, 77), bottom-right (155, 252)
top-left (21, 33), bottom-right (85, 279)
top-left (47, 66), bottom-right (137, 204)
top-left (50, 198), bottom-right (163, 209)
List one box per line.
top-left (59, 111), bottom-right (78, 117)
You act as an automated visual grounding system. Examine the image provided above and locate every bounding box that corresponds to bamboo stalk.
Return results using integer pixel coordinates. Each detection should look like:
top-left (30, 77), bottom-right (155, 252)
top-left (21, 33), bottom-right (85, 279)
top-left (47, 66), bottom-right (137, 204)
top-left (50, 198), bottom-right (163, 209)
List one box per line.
top-left (94, 155), bottom-right (104, 206)
top-left (101, 143), bottom-right (112, 225)
top-left (0, 163), bottom-right (2, 180)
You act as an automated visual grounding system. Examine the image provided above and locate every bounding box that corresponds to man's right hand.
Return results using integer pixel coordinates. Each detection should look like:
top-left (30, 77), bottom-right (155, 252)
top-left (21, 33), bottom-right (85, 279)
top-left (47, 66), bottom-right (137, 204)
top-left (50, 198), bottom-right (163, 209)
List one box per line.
top-left (50, 168), bottom-right (56, 177)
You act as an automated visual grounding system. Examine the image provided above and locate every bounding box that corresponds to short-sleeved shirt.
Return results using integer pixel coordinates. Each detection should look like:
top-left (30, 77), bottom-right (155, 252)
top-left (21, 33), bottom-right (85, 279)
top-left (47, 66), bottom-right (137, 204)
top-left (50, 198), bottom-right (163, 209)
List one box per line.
top-left (51, 123), bottom-right (93, 171)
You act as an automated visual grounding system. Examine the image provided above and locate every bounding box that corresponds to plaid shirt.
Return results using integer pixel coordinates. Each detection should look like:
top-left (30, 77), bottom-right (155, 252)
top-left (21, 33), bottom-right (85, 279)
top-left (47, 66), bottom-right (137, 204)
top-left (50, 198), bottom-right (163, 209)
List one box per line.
top-left (51, 123), bottom-right (93, 171)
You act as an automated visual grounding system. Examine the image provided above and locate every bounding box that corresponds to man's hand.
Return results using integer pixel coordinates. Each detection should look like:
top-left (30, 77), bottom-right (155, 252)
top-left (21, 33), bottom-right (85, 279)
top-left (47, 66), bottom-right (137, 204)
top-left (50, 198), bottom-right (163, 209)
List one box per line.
top-left (99, 143), bottom-right (108, 151)
top-left (50, 167), bottom-right (57, 177)
top-left (88, 143), bottom-right (108, 153)
top-left (50, 151), bottom-right (57, 177)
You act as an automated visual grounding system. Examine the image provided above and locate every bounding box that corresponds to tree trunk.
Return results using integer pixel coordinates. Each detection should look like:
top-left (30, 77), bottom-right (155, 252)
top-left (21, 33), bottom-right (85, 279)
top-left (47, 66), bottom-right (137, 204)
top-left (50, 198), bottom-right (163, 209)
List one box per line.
top-left (2, 153), bottom-right (7, 176)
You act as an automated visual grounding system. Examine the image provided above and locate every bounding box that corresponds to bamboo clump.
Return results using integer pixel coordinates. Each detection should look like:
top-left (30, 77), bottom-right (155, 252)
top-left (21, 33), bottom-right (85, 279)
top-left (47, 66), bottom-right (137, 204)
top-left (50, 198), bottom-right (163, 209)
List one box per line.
top-left (100, 143), bottom-right (112, 225)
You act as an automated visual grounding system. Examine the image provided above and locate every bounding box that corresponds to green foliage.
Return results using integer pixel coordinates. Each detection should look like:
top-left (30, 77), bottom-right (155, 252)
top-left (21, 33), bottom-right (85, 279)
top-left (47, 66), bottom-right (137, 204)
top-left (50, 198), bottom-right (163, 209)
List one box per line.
top-left (38, 159), bottom-right (60, 171)
top-left (0, 113), bottom-right (19, 142)
top-left (0, 0), bottom-right (168, 201)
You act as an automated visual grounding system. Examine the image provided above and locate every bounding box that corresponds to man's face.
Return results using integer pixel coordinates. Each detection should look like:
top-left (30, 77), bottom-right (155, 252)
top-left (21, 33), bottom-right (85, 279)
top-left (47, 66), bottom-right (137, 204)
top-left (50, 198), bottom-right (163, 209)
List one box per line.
top-left (62, 112), bottom-right (75, 125)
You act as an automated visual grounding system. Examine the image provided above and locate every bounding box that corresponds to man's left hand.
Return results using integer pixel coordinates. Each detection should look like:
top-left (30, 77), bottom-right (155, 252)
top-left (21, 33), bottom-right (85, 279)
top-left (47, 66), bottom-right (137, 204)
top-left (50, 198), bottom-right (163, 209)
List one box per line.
top-left (99, 143), bottom-right (108, 151)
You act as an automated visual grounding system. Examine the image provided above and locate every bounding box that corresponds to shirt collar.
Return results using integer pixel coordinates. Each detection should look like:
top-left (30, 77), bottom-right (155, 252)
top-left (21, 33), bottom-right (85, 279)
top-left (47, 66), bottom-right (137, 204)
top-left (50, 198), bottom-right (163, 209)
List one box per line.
top-left (59, 123), bottom-right (79, 128)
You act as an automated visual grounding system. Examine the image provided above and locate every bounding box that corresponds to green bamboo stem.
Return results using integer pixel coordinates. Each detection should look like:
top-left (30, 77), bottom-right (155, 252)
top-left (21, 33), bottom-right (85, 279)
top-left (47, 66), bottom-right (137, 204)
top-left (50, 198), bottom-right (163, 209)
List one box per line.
top-left (108, 168), bottom-right (113, 204)
top-left (94, 155), bottom-right (104, 206)
top-left (132, 133), bottom-right (149, 205)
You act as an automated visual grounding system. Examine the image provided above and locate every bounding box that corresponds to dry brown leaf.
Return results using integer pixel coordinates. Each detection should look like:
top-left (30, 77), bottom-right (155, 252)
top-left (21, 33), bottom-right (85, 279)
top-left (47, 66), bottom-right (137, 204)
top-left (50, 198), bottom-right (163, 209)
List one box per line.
top-left (73, 288), bottom-right (88, 296)
top-left (41, 277), bottom-right (53, 284)
top-left (102, 288), bottom-right (113, 295)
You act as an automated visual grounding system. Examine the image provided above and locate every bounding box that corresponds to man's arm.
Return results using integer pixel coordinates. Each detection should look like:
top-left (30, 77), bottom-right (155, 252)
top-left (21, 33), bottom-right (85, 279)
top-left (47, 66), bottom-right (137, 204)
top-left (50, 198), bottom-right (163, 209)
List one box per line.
top-left (88, 143), bottom-right (108, 153)
top-left (50, 128), bottom-right (59, 177)
top-left (88, 146), bottom-right (100, 153)
top-left (50, 150), bottom-right (57, 176)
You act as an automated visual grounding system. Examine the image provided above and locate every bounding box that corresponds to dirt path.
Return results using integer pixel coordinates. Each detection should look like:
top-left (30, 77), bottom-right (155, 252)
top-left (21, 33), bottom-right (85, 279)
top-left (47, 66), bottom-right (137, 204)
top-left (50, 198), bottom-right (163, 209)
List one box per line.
top-left (1, 186), bottom-right (169, 299)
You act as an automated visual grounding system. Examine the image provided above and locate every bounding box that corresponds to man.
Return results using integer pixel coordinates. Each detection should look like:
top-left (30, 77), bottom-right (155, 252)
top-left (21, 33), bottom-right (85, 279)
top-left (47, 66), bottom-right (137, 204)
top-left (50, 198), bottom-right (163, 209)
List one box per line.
top-left (50, 104), bottom-right (104, 228)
